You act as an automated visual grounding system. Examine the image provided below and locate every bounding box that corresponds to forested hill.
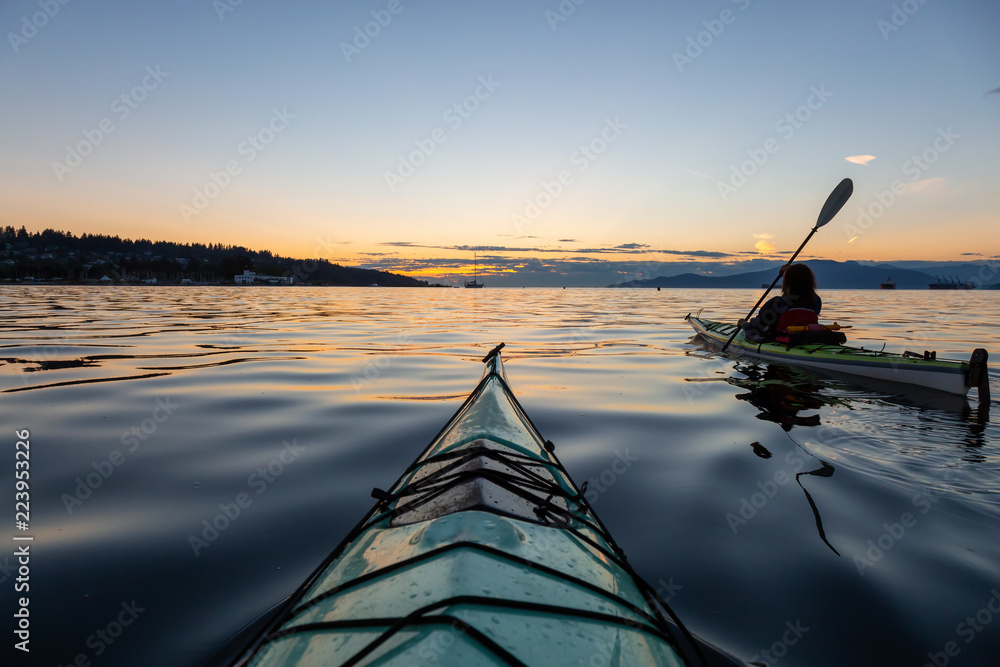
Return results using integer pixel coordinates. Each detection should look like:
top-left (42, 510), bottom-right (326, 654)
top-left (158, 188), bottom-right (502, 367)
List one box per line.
top-left (0, 227), bottom-right (426, 286)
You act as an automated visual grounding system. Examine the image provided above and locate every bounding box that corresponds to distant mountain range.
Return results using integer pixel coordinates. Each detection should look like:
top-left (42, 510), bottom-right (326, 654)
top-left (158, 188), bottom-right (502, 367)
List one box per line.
top-left (610, 260), bottom-right (1000, 289)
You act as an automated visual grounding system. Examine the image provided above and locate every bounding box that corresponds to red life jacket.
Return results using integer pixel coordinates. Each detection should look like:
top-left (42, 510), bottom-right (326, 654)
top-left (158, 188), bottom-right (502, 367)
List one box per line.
top-left (776, 308), bottom-right (819, 333)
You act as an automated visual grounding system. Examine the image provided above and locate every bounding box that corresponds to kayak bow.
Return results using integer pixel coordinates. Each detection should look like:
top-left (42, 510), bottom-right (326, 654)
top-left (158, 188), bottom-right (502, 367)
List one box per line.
top-left (687, 315), bottom-right (989, 397)
top-left (233, 345), bottom-right (735, 667)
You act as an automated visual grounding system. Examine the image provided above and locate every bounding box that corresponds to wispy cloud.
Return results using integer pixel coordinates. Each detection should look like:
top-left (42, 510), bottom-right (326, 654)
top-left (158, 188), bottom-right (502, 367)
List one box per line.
top-left (845, 155), bottom-right (876, 165)
top-left (684, 168), bottom-right (713, 179)
top-left (377, 241), bottom-right (733, 258)
top-left (900, 177), bottom-right (947, 195)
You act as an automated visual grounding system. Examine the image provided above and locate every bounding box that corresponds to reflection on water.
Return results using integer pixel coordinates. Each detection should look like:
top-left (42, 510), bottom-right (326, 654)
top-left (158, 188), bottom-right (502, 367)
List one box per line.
top-left (730, 364), bottom-right (832, 429)
top-left (746, 437), bottom-right (840, 557)
top-left (0, 286), bottom-right (998, 667)
top-left (690, 343), bottom-right (999, 569)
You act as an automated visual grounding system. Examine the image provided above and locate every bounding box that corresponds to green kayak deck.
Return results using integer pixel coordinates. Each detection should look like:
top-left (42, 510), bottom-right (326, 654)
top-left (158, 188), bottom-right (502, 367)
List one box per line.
top-left (687, 315), bottom-right (989, 397)
top-left (233, 345), bottom-right (735, 666)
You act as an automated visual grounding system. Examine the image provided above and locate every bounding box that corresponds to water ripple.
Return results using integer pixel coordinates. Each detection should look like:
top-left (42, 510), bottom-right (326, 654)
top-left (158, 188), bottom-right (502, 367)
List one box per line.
top-left (1, 285), bottom-right (997, 667)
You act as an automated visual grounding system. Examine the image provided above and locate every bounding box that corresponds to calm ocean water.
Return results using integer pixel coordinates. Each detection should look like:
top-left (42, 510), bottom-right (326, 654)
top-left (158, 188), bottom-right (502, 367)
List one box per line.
top-left (2, 286), bottom-right (998, 666)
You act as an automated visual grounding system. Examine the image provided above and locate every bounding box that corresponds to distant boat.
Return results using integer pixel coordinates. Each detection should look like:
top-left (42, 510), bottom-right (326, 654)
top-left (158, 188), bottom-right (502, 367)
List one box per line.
top-left (464, 253), bottom-right (484, 288)
top-left (880, 276), bottom-right (896, 289)
top-left (929, 275), bottom-right (974, 290)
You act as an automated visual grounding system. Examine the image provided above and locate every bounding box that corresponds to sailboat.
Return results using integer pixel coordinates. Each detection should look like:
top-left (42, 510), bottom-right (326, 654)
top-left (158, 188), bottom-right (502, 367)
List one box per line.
top-left (464, 253), bottom-right (484, 288)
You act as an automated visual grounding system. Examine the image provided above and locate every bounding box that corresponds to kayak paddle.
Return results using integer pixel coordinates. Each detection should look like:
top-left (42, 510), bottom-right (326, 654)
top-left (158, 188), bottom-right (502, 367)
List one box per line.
top-left (721, 178), bottom-right (854, 353)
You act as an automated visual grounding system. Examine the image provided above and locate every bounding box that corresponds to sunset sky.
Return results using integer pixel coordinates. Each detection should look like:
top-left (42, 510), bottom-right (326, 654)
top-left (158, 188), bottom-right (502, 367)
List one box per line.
top-left (2, 0), bottom-right (998, 284)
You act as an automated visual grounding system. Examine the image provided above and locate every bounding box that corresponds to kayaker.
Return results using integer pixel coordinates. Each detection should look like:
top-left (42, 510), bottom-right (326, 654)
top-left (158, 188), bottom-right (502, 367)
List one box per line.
top-left (738, 263), bottom-right (822, 343)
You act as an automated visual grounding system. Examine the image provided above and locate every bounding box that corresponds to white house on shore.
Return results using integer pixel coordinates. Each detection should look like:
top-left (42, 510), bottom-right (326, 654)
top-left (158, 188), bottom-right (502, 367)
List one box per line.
top-left (234, 270), bottom-right (293, 285)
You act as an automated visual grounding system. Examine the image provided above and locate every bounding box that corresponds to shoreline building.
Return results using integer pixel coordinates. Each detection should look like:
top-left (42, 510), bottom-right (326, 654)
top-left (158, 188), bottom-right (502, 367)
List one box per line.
top-left (234, 270), bottom-right (294, 285)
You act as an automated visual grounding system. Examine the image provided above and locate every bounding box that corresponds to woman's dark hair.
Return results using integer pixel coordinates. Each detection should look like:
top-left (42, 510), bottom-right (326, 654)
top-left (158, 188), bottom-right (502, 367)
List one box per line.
top-left (782, 263), bottom-right (817, 302)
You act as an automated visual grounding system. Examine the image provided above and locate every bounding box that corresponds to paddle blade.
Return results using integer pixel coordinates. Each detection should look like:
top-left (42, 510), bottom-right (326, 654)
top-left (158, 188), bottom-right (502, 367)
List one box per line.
top-left (815, 178), bottom-right (853, 228)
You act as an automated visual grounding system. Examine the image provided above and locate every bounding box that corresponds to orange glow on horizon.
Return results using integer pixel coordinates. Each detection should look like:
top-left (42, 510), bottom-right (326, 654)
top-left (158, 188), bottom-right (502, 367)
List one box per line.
top-left (7, 217), bottom-right (996, 277)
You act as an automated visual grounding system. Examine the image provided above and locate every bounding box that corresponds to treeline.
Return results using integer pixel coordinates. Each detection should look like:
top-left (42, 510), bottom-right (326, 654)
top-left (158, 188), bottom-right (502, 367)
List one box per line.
top-left (0, 227), bottom-right (426, 286)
